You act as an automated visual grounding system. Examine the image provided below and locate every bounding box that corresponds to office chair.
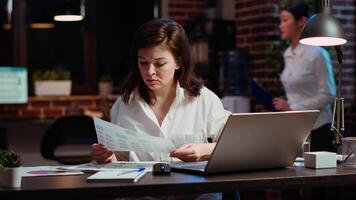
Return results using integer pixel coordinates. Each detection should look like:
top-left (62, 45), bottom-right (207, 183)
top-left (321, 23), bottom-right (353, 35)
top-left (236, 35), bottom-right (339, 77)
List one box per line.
top-left (41, 115), bottom-right (97, 165)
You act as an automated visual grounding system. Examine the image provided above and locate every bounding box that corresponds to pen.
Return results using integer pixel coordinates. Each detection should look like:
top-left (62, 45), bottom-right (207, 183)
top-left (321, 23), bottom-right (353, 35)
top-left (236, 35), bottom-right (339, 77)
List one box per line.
top-left (116, 167), bottom-right (145, 176)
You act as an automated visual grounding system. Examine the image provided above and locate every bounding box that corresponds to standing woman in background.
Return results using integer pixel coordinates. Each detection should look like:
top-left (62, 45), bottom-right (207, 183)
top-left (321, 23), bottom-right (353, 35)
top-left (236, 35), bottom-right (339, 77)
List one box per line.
top-left (273, 1), bottom-right (337, 152)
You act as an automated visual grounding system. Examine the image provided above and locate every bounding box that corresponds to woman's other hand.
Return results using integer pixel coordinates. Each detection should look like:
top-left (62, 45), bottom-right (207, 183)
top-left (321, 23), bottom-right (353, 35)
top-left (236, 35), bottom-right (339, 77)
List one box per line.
top-left (91, 143), bottom-right (117, 164)
top-left (170, 143), bottom-right (216, 162)
top-left (273, 97), bottom-right (291, 111)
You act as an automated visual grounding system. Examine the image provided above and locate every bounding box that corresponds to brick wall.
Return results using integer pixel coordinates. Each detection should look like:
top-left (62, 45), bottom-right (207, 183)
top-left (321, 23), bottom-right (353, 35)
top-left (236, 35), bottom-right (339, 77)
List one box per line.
top-left (168, 0), bottom-right (283, 94)
top-left (233, 0), bottom-right (356, 134)
top-left (233, 0), bottom-right (282, 112)
top-left (0, 95), bottom-right (116, 120)
top-left (332, 0), bottom-right (356, 134)
top-left (0, 0), bottom-right (354, 132)
top-left (234, 0), bottom-right (281, 92)
top-left (168, 0), bottom-right (356, 133)
top-left (167, 0), bottom-right (208, 26)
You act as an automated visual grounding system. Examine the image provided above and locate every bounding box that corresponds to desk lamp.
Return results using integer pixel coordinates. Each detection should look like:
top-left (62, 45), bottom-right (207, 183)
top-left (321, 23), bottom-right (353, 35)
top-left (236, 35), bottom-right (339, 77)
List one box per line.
top-left (299, 0), bottom-right (353, 159)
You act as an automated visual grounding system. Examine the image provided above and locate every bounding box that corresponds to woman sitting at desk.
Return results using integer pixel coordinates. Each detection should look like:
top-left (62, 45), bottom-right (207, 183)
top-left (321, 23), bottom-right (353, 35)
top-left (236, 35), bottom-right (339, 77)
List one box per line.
top-left (91, 18), bottom-right (230, 165)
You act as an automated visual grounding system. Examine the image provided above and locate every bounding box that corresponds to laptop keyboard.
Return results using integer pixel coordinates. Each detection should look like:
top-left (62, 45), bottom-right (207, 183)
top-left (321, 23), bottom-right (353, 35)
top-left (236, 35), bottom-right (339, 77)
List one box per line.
top-left (173, 161), bottom-right (208, 170)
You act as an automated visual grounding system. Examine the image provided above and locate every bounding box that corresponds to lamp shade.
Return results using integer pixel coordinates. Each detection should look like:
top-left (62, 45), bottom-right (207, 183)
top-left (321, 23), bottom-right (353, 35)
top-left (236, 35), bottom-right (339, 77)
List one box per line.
top-left (300, 13), bottom-right (347, 46)
top-left (54, 0), bottom-right (84, 22)
top-left (54, 15), bottom-right (83, 22)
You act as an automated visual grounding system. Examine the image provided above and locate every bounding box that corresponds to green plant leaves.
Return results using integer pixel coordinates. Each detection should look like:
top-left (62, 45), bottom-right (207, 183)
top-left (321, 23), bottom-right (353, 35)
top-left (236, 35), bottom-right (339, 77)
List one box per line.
top-left (32, 70), bottom-right (71, 81)
top-left (0, 149), bottom-right (22, 168)
top-left (99, 74), bottom-right (113, 82)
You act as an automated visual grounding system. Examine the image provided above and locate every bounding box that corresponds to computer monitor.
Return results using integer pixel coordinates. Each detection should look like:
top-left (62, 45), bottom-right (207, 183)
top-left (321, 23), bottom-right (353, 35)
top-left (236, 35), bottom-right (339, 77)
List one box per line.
top-left (0, 67), bottom-right (28, 104)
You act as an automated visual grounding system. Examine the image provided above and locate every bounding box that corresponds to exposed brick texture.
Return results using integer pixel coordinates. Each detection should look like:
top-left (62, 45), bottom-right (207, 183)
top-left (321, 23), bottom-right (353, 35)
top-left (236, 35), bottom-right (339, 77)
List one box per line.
top-left (43, 108), bottom-right (66, 119)
top-left (29, 100), bottom-right (51, 108)
top-left (234, 0), bottom-right (281, 93)
top-left (168, 0), bottom-right (207, 26)
top-left (0, 0), bottom-right (354, 134)
top-left (332, 1), bottom-right (355, 103)
top-left (0, 95), bottom-right (117, 120)
top-left (20, 108), bottom-right (42, 119)
top-left (168, 0), bottom-right (355, 134)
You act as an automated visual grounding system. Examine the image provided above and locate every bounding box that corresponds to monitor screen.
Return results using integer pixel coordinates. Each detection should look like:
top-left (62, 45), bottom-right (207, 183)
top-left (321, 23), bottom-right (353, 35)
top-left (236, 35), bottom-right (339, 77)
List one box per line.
top-left (0, 67), bottom-right (28, 104)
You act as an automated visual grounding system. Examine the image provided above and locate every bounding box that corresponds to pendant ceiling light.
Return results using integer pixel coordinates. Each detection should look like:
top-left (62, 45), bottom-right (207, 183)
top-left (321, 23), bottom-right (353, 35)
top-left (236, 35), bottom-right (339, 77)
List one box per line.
top-left (54, 0), bottom-right (85, 22)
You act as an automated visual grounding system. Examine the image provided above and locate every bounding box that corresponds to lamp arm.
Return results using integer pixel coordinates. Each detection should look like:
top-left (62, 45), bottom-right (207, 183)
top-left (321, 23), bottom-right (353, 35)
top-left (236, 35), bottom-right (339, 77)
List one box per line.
top-left (334, 46), bottom-right (343, 99)
top-left (331, 45), bottom-right (345, 147)
top-left (334, 45), bottom-right (343, 64)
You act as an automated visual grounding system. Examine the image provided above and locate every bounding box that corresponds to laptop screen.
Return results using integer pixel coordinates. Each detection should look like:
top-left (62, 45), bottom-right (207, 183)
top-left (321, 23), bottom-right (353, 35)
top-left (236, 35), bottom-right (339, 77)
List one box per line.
top-left (0, 67), bottom-right (28, 104)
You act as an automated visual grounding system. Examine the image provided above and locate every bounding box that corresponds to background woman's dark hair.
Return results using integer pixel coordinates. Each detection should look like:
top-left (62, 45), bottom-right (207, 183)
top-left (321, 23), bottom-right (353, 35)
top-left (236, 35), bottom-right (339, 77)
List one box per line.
top-left (283, 1), bottom-right (309, 21)
top-left (120, 18), bottom-right (203, 105)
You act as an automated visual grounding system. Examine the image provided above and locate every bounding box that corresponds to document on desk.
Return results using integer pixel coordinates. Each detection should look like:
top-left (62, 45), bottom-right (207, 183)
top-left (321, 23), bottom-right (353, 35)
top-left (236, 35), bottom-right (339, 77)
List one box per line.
top-left (22, 166), bottom-right (84, 177)
top-left (60, 161), bottom-right (159, 172)
top-left (93, 117), bottom-right (176, 153)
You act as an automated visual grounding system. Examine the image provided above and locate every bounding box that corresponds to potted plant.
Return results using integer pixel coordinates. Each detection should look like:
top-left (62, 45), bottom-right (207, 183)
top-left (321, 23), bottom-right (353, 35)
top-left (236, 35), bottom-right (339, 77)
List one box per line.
top-left (33, 69), bottom-right (72, 96)
top-left (98, 74), bottom-right (113, 96)
top-left (0, 149), bottom-right (22, 188)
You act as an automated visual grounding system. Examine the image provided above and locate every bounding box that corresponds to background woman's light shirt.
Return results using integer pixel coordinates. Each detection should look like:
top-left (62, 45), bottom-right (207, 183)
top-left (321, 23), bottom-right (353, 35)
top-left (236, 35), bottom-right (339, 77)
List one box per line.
top-left (281, 44), bottom-right (336, 129)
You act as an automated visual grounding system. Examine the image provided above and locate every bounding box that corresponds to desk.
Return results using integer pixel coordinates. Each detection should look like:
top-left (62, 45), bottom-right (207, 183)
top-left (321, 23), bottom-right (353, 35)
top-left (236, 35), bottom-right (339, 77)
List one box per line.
top-left (1, 165), bottom-right (356, 199)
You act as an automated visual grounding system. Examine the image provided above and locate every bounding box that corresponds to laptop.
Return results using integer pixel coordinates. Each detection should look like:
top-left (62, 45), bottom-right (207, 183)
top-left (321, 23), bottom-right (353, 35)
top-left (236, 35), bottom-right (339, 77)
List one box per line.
top-left (171, 110), bottom-right (320, 175)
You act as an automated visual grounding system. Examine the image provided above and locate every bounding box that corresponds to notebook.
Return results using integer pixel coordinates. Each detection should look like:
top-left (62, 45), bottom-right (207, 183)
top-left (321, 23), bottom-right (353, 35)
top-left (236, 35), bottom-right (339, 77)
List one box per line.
top-left (250, 79), bottom-right (276, 111)
top-left (87, 170), bottom-right (146, 183)
top-left (171, 110), bottom-right (320, 175)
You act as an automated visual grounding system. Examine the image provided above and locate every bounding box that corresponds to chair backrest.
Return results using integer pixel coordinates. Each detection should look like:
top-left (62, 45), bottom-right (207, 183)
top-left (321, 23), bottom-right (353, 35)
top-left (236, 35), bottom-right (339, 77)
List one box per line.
top-left (41, 115), bottom-right (97, 165)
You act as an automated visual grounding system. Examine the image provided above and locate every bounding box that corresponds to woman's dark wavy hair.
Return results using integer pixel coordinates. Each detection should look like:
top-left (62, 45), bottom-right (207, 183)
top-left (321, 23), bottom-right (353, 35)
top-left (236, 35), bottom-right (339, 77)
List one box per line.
top-left (120, 18), bottom-right (203, 105)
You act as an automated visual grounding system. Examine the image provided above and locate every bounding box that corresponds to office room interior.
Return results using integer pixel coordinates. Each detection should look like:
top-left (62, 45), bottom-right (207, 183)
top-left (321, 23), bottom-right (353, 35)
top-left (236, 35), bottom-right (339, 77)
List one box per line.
top-left (0, 0), bottom-right (356, 199)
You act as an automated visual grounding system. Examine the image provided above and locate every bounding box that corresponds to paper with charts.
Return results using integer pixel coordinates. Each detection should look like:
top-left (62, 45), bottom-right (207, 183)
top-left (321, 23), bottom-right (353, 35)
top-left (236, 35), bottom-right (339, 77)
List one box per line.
top-left (93, 117), bottom-right (176, 153)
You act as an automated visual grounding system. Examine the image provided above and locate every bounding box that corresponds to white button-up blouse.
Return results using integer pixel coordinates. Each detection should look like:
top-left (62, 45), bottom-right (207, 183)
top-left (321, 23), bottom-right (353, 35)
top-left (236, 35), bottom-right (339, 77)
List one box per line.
top-left (110, 84), bottom-right (231, 162)
top-left (281, 44), bottom-right (336, 129)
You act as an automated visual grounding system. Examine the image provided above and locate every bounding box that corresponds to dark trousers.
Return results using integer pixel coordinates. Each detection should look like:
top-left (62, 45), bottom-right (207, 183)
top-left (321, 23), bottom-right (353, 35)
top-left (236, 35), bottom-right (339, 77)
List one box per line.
top-left (310, 123), bottom-right (336, 152)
